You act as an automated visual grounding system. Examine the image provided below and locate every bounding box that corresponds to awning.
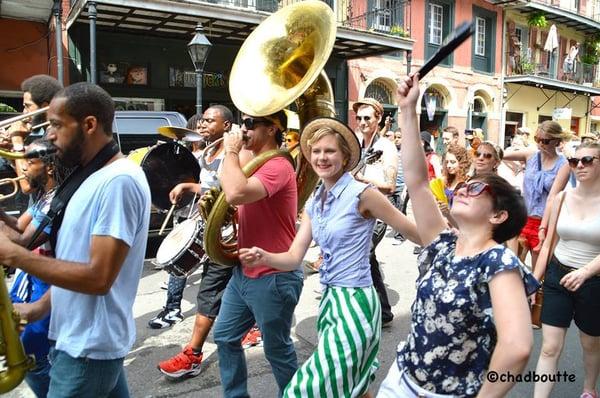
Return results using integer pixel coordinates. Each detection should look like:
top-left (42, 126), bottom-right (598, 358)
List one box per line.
top-left (505, 75), bottom-right (600, 96)
top-left (0, 0), bottom-right (53, 23)
top-left (66, 0), bottom-right (414, 59)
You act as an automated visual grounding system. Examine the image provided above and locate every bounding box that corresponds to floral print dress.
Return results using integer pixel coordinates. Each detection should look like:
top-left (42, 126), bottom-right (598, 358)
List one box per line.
top-left (396, 230), bottom-right (539, 397)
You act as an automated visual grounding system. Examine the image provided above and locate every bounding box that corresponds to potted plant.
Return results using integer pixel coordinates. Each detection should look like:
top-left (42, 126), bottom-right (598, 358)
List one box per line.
top-left (390, 25), bottom-right (409, 38)
top-left (528, 12), bottom-right (548, 28)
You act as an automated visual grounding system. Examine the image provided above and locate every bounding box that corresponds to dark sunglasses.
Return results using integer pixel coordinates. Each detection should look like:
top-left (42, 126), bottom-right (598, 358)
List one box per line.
top-left (475, 151), bottom-right (494, 159)
top-left (568, 156), bottom-right (599, 168)
top-left (454, 181), bottom-right (494, 198)
top-left (534, 136), bottom-right (558, 145)
top-left (355, 116), bottom-right (371, 122)
top-left (242, 117), bottom-right (270, 130)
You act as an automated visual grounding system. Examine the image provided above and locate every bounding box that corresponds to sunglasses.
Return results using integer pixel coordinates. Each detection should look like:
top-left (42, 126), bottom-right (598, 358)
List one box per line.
top-left (567, 156), bottom-right (599, 168)
top-left (355, 116), bottom-right (371, 122)
top-left (242, 117), bottom-right (270, 130)
top-left (475, 151), bottom-right (494, 159)
top-left (534, 136), bottom-right (558, 145)
top-left (454, 181), bottom-right (494, 198)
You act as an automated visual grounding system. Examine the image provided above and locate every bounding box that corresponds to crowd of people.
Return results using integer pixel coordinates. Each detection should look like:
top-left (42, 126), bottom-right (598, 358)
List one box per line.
top-left (0, 72), bottom-right (599, 398)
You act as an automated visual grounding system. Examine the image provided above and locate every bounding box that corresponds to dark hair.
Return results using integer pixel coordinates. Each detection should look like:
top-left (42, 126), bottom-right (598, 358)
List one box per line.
top-left (21, 75), bottom-right (63, 107)
top-left (209, 104), bottom-right (234, 124)
top-left (29, 138), bottom-right (70, 184)
top-left (268, 110), bottom-right (287, 146)
top-left (54, 83), bottom-right (114, 135)
top-left (186, 114), bottom-right (200, 130)
top-left (474, 173), bottom-right (527, 243)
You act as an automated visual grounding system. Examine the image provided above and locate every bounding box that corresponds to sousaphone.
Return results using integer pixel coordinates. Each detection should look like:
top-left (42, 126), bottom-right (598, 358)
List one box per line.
top-left (202, 0), bottom-right (337, 266)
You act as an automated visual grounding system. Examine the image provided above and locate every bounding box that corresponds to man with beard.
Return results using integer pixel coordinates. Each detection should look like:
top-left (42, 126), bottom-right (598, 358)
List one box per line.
top-left (213, 110), bottom-right (302, 397)
top-left (353, 98), bottom-right (398, 327)
top-left (5, 75), bottom-right (62, 188)
top-left (156, 105), bottom-right (245, 381)
top-left (0, 82), bottom-right (151, 396)
top-left (0, 138), bottom-right (64, 397)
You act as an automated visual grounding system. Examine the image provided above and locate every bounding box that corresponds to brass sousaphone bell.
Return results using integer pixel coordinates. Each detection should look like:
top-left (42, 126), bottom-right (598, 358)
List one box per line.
top-left (202, 0), bottom-right (337, 266)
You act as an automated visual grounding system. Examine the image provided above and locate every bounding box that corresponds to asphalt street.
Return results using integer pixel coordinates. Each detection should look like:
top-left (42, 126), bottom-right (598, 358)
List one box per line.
top-left (7, 228), bottom-right (590, 397)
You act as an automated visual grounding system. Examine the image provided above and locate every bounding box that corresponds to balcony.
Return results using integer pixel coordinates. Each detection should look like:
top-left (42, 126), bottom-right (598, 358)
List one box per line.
top-left (487, 0), bottom-right (600, 34)
top-left (67, 0), bottom-right (413, 58)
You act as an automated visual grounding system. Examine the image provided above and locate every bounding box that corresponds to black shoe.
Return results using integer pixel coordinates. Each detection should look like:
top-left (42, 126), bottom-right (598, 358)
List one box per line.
top-left (382, 317), bottom-right (394, 328)
top-left (148, 308), bottom-right (183, 329)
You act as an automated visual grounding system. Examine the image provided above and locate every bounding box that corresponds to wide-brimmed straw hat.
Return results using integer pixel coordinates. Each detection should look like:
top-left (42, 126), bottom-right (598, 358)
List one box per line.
top-left (300, 117), bottom-right (361, 171)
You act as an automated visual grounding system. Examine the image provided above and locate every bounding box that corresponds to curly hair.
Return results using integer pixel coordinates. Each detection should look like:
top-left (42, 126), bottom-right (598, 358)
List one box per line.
top-left (442, 144), bottom-right (471, 187)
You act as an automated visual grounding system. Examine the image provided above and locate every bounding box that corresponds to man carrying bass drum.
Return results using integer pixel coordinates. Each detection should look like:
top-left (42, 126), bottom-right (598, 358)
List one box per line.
top-left (155, 105), bottom-right (237, 379)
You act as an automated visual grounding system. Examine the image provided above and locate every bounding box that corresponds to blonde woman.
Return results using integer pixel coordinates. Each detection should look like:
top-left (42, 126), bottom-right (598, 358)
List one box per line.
top-left (504, 121), bottom-right (569, 267)
top-left (240, 118), bottom-right (420, 397)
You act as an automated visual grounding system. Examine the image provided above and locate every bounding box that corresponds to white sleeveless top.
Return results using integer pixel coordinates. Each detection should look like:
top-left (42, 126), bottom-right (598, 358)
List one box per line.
top-left (554, 197), bottom-right (600, 269)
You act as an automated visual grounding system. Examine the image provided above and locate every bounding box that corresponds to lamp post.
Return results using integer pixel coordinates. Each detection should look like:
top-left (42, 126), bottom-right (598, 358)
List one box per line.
top-left (187, 23), bottom-right (212, 117)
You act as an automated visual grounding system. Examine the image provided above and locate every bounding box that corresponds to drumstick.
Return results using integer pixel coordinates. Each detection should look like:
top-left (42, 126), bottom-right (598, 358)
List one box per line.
top-left (187, 193), bottom-right (198, 219)
top-left (159, 204), bottom-right (176, 236)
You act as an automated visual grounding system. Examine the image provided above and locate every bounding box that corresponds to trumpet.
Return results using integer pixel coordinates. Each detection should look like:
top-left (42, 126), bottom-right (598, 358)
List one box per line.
top-left (0, 107), bottom-right (48, 131)
top-left (0, 175), bottom-right (27, 202)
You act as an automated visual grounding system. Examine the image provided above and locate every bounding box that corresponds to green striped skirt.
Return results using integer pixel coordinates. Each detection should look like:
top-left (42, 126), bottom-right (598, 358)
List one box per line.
top-left (284, 285), bottom-right (381, 398)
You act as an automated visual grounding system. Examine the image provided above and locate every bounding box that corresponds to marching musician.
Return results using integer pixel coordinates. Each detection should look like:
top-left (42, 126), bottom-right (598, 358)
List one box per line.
top-left (0, 82), bottom-right (151, 396)
top-left (213, 110), bottom-right (302, 397)
top-left (3, 75), bottom-right (63, 195)
top-left (0, 138), bottom-right (64, 397)
top-left (352, 98), bottom-right (399, 327)
top-left (156, 105), bottom-right (241, 380)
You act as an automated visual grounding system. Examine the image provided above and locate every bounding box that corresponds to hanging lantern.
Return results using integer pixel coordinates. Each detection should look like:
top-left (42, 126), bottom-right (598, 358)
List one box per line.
top-left (426, 94), bottom-right (437, 122)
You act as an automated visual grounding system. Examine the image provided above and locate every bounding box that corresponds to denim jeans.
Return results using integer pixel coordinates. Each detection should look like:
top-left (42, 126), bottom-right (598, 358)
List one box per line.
top-left (165, 274), bottom-right (187, 310)
top-left (47, 348), bottom-right (129, 398)
top-left (25, 353), bottom-right (50, 398)
top-left (213, 267), bottom-right (303, 398)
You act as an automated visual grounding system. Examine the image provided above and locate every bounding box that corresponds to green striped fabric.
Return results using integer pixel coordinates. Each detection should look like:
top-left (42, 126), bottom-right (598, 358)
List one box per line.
top-left (284, 286), bottom-right (381, 398)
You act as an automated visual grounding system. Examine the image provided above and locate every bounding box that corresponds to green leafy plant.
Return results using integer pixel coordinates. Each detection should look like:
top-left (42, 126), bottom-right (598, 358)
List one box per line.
top-left (389, 25), bottom-right (409, 38)
top-left (528, 12), bottom-right (548, 28)
top-left (0, 103), bottom-right (17, 113)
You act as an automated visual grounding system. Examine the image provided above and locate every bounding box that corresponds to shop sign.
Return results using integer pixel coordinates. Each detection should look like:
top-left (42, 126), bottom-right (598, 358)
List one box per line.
top-left (552, 107), bottom-right (572, 120)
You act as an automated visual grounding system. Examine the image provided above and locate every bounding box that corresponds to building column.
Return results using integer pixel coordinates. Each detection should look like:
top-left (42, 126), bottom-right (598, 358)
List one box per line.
top-left (53, 0), bottom-right (63, 84)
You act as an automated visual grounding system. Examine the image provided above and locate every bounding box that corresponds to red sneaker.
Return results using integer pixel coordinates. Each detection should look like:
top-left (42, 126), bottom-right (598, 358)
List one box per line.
top-left (241, 326), bottom-right (263, 349)
top-left (157, 346), bottom-right (203, 379)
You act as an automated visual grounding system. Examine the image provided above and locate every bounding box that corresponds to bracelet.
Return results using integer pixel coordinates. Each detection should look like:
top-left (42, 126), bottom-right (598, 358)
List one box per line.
top-left (226, 151), bottom-right (239, 156)
top-left (539, 227), bottom-right (547, 231)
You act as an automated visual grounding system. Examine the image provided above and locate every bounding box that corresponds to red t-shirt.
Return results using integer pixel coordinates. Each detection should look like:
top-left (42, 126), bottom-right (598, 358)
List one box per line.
top-left (238, 156), bottom-right (297, 278)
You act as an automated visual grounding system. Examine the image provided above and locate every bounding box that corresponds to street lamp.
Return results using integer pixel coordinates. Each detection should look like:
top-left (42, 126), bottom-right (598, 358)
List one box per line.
top-left (188, 23), bottom-right (212, 117)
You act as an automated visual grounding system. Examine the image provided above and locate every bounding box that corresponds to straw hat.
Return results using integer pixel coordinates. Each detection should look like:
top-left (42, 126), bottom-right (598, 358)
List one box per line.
top-left (352, 98), bottom-right (384, 116)
top-left (300, 117), bottom-right (361, 171)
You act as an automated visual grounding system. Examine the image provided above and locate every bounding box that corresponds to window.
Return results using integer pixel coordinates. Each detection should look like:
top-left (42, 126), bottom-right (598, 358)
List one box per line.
top-left (471, 6), bottom-right (496, 74)
top-left (425, 0), bottom-right (454, 66)
top-left (369, 0), bottom-right (405, 33)
top-left (515, 27), bottom-right (522, 44)
top-left (429, 4), bottom-right (443, 45)
top-left (475, 17), bottom-right (486, 56)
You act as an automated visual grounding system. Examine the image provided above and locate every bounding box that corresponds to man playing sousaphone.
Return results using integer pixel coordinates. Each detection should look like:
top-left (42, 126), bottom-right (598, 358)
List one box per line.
top-left (212, 110), bottom-right (303, 397)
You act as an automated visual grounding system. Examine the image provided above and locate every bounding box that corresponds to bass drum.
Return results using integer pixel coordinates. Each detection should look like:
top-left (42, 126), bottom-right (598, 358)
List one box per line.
top-left (155, 218), bottom-right (208, 278)
top-left (128, 142), bottom-right (200, 210)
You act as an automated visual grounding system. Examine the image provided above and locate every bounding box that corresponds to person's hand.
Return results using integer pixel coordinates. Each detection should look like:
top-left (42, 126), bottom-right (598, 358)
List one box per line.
top-left (223, 126), bottom-right (245, 155)
top-left (169, 183), bottom-right (188, 205)
top-left (438, 201), bottom-right (450, 217)
top-left (7, 119), bottom-right (30, 139)
top-left (529, 292), bottom-right (537, 306)
top-left (397, 74), bottom-right (420, 110)
top-left (0, 232), bottom-right (17, 264)
top-left (238, 247), bottom-right (268, 267)
top-left (534, 228), bottom-right (546, 252)
top-left (560, 267), bottom-right (590, 291)
top-left (13, 301), bottom-right (45, 331)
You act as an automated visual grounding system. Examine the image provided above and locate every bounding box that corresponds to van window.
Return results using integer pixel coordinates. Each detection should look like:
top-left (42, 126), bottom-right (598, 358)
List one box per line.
top-left (115, 117), bottom-right (171, 134)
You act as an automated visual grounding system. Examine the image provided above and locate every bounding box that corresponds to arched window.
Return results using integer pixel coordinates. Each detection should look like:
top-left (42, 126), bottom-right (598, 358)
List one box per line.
top-left (364, 80), bottom-right (394, 106)
top-left (473, 97), bottom-right (486, 113)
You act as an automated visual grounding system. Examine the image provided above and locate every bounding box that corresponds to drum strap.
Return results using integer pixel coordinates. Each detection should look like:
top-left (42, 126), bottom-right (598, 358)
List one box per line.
top-left (27, 140), bottom-right (120, 251)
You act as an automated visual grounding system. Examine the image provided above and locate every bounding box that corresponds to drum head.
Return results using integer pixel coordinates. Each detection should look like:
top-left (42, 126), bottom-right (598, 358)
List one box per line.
top-left (141, 142), bottom-right (200, 210)
top-left (156, 219), bottom-right (199, 265)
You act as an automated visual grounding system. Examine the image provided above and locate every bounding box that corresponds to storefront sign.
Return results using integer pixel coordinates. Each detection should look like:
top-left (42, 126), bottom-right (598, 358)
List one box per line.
top-left (552, 107), bottom-right (572, 121)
